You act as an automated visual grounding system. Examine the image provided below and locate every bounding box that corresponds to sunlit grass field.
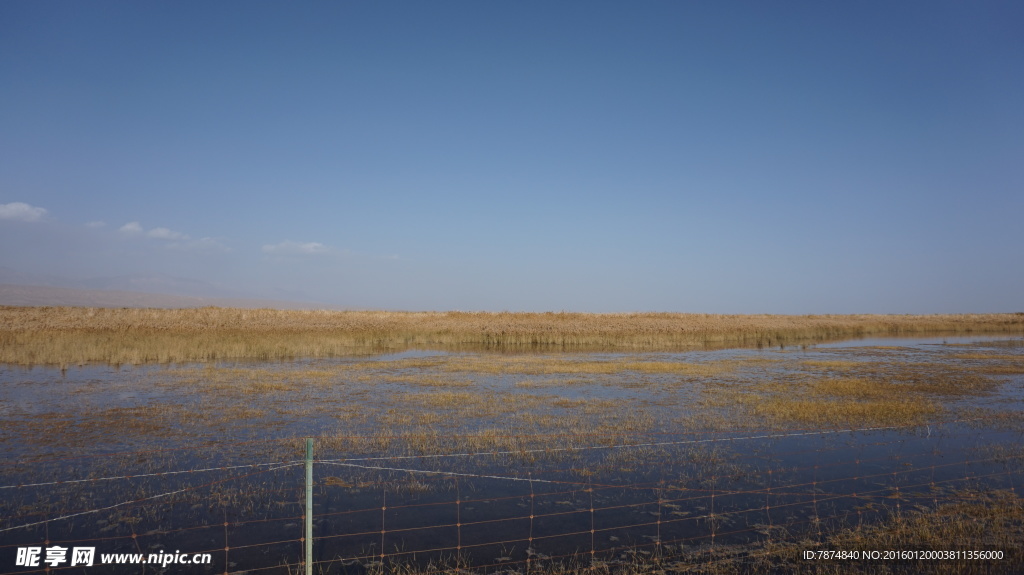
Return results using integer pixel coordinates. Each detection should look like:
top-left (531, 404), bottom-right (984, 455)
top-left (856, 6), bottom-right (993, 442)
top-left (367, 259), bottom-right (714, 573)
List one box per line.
top-left (2, 306), bottom-right (1022, 366)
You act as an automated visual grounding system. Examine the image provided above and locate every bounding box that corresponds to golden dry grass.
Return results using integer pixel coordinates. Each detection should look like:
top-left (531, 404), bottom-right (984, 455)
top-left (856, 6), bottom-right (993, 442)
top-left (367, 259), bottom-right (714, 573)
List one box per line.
top-left (702, 353), bottom-right (1005, 427)
top-left (700, 380), bottom-right (943, 427)
top-left (1, 306), bottom-right (1022, 365)
top-left (951, 353), bottom-right (1024, 375)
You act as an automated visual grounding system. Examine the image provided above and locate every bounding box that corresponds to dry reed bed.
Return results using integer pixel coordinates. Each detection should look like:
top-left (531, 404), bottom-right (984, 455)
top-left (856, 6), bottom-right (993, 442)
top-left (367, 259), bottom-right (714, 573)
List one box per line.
top-left (2, 306), bottom-right (1023, 365)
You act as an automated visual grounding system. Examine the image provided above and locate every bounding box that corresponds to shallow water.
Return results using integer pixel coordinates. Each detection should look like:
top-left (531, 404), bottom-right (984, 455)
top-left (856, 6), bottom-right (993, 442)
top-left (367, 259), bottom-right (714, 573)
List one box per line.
top-left (0, 335), bottom-right (1022, 573)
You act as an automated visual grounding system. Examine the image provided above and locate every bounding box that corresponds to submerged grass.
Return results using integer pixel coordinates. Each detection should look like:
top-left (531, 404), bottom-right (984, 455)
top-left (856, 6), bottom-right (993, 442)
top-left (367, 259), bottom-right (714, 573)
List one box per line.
top-left (2, 306), bottom-right (1022, 365)
top-left (800, 360), bottom-right (862, 370)
top-left (753, 395), bottom-right (941, 426)
top-left (8, 339), bottom-right (1011, 457)
top-left (702, 351), bottom-right (1009, 427)
top-left (4, 337), bottom-right (1022, 573)
top-left (13, 341), bottom-right (1002, 453)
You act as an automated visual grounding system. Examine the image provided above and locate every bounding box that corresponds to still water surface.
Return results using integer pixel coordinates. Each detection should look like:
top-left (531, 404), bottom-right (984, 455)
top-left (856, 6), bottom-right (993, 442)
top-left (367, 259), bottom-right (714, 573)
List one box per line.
top-left (1, 335), bottom-right (1021, 572)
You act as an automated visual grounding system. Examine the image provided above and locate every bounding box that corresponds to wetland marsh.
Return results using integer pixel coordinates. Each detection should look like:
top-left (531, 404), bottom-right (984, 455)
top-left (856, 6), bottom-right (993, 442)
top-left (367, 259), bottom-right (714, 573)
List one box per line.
top-left (1, 311), bottom-right (1023, 573)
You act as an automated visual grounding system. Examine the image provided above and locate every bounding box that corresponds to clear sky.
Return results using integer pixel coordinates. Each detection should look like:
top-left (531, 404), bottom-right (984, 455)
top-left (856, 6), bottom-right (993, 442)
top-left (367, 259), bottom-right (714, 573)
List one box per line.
top-left (2, 1), bottom-right (1022, 313)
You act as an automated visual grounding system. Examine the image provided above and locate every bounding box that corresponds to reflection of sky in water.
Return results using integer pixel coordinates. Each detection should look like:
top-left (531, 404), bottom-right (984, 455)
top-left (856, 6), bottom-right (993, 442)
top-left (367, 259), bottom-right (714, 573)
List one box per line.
top-left (0, 363), bottom-right (171, 415)
top-left (2, 334), bottom-right (1022, 435)
top-left (0, 335), bottom-right (1021, 572)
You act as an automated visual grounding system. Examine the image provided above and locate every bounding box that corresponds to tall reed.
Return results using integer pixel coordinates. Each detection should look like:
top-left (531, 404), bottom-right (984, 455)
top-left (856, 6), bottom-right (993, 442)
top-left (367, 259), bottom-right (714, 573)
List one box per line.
top-left (2, 306), bottom-right (1021, 365)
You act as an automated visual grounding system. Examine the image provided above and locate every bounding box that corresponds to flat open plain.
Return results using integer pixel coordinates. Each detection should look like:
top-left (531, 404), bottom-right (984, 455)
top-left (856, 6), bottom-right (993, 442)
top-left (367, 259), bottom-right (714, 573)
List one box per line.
top-left (1, 309), bottom-right (1022, 573)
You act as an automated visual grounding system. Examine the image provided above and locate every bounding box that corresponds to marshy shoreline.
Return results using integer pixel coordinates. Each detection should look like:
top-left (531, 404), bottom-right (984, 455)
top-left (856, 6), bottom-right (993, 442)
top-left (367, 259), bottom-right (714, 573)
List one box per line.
top-left (2, 306), bottom-right (1023, 366)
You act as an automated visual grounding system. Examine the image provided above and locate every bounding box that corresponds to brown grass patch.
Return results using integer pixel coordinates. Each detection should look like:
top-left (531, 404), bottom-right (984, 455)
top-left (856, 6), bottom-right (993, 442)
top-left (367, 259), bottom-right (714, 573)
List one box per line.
top-left (2, 307), bottom-right (1022, 365)
top-left (376, 374), bottom-right (474, 387)
top-left (753, 396), bottom-right (940, 426)
top-left (701, 363), bottom-right (997, 427)
top-left (810, 377), bottom-right (891, 399)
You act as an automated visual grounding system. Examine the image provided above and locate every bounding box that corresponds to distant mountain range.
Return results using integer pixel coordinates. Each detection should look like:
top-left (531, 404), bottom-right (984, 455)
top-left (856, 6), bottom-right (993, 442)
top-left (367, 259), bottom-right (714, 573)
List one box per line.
top-left (0, 268), bottom-right (339, 309)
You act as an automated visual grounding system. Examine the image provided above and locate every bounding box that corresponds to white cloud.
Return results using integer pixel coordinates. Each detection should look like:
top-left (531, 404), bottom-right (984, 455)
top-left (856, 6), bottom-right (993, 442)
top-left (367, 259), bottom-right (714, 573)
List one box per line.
top-left (168, 237), bottom-right (232, 253)
top-left (86, 221), bottom-right (106, 228)
top-left (262, 240), bottom-right (333, 255)
top-left (119, 221), bottom-right (191, 241)
top-left (0, 202), bottom-right (48, 222)
top-left (147, 227), bottom-right (189, 240)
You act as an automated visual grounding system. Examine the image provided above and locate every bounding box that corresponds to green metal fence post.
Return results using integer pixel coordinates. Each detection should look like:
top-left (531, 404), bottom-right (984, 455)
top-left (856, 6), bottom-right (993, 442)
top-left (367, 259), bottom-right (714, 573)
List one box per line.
top-left (305, 437), bottom-right (313, 575)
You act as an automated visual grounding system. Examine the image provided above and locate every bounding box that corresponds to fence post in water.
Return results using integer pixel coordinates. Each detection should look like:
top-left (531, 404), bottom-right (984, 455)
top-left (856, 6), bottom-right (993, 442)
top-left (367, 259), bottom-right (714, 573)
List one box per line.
top-left (305, 437), bottom-right (314, 575)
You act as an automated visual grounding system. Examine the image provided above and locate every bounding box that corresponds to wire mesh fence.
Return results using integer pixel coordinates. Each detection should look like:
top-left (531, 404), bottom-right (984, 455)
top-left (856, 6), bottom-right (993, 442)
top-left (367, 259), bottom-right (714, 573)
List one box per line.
top-left (1, 420), bottom-right (1022, 574)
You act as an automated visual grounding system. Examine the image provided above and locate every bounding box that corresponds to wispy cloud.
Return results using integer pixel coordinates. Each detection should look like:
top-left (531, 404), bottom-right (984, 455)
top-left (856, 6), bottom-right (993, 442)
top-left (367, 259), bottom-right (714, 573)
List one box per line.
top-left (262, 240), bottom-right (333, 255)
top-left (119, 221), bottom-right (190, 241)
top-left (147, 227), bottom-right (189, 240)
top-left (0, 202), bottom-right (48, 222)
top-left (169, 237), bottom-right (232, 253)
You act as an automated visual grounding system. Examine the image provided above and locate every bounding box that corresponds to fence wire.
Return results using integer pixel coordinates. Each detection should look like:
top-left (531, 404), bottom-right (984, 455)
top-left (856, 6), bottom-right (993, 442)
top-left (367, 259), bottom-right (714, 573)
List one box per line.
top-left (0, 421), bottom-right (1021, 574)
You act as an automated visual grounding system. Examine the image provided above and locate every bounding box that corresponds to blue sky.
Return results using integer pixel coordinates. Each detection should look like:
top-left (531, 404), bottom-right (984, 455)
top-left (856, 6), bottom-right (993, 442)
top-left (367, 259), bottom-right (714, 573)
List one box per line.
top-left (2, 1), bottom-right (1022, 312)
